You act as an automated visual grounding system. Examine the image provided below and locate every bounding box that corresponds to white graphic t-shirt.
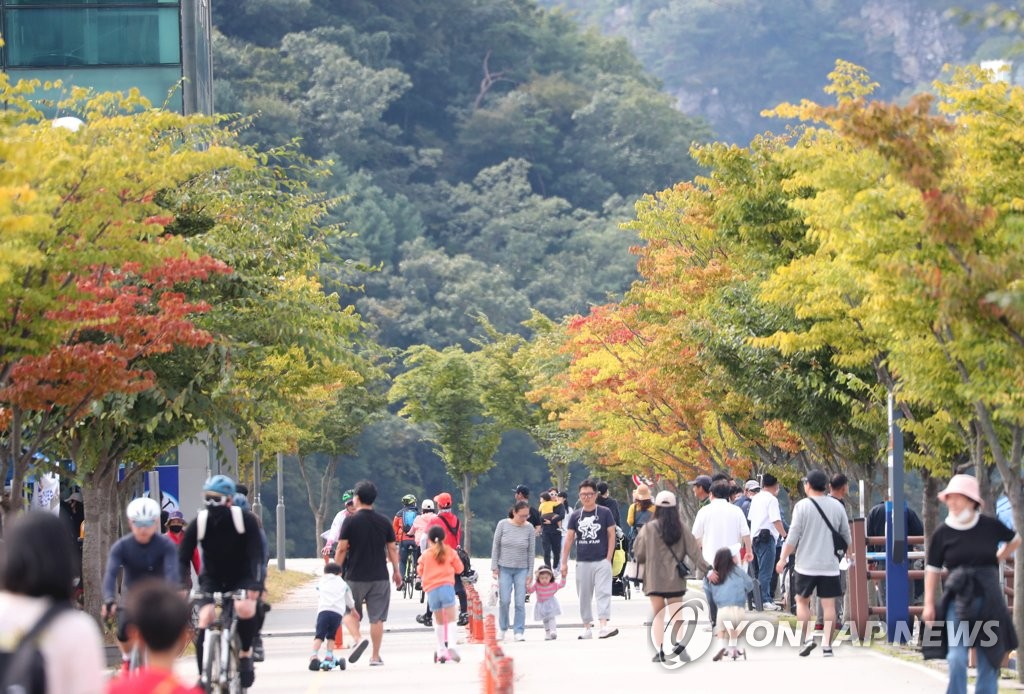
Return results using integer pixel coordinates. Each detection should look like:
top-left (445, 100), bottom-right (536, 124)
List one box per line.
top-left (568, 506), bottom-right (615, 562)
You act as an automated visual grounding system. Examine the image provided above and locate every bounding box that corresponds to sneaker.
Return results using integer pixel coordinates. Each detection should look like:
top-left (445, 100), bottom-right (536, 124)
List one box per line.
top-left (814, 622), bottom-right (824, 631)
top-left (799, 641), bottom-right (817, 657)
top-left (578, 627), bottom-right (593, 640)
top-left (763, 603), bottom-right (781, 612)
top-left (822, 647), bottom-right (834, 657)
top-left (308, 656), bottom-right (321, 671)
top-left (396, 582), bottom-right (404, 592)
top-left (320, 655), bottom-right (335, 671)
top-left (652, 651), bottom-right (666, 662)
top-left (457, 612), bottom-right (469, 627)
top-left (514, 633), bottom-right (526, 642)
top-left (598, 627), bottom-right (619, 639)
top-left (712, 647), bottom-right (727, 662)
top-left (369, 657), bottom-right (384, 667)
top-left (239, 657), bottom-right (255, 688)
top-left (447, 647), bottom-right (461, 663)
top-left (499, 630), bottom-right (507, 642)
top-left (545, 631), bottom-right (556, 641)
top-left (348, 639), bottom-right (369, 664)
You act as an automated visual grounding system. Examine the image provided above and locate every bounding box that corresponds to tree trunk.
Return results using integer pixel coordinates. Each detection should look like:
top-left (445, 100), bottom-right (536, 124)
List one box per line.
top-left (972, 407), bottom-right (1024, 682)
top-left (461, 473), bottom-right (473, 555)
top-left (6, 407), bottom-right (26, 514)
top-left (81, 458), bottom-right (118, 622)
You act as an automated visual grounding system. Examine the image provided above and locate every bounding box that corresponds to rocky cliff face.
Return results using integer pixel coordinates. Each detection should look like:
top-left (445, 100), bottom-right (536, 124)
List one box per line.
top-left (541, 0), bottom-right (996, 143)
top-left (860, 0), bottom-right (966, 85)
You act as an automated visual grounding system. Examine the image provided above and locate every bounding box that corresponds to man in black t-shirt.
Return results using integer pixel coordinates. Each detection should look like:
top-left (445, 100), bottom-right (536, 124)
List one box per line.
top-left (560, 479), bottom-right (619, 640)
top-left (596, 482), bottom-right (622, 528)
top-left (334, 480), bottom-right (401, 666)
top-left (511, 485), bottom-right (543, 534)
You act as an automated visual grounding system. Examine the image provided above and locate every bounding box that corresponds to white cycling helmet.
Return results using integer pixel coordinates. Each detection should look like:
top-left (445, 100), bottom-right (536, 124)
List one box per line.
top-left (126, 497), bottom-right (161, 526)
top-left (421, 499), bottom-right (435, 511)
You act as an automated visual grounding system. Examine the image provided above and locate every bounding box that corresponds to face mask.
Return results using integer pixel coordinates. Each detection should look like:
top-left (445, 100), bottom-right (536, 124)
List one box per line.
top-left (168, 525), bottom-right (183, 534)
top-left (954, 507), bottom-right (976, 523)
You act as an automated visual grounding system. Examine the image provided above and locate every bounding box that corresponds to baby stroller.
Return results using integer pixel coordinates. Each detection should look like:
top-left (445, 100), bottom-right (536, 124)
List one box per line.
top-left (611, 527), bottom-right (631, 599)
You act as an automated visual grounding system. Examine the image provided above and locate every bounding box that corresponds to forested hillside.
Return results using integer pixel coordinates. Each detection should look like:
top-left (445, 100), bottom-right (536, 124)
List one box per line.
top-left (211, 1), bottom-right (1010, 555)
top-left (538, 0), bottom-right (1007, 143)
top-left (210, 1), bottom-right (711, 553)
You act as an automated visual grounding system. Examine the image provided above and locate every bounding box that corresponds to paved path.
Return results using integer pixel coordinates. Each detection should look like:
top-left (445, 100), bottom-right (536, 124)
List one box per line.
top-left (176, 558), bottom-right (953, 693)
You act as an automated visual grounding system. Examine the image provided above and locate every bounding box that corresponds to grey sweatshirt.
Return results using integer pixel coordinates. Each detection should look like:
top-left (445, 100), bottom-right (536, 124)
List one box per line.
top-left (491, 519), bottom-right (536, 571)
top-left (784, 495), bottom-right (851, 576)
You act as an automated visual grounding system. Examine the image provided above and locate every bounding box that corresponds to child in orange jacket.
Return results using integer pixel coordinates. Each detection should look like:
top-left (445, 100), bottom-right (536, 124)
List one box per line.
top-left (418, 525), bottom-right (464, 663)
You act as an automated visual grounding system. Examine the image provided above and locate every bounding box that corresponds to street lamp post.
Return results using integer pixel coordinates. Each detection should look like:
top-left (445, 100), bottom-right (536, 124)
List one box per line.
top-left (276, 452), bottom-right (285, 571)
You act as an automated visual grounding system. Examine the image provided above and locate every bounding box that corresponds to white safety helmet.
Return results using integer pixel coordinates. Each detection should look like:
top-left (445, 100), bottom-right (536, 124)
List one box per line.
top-left (126, 497), bottom-right (161, 527)
top-left (421, 499), bottom-right (435, 511)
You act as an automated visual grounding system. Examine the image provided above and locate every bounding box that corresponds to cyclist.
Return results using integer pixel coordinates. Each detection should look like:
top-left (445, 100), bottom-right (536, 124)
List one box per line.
top-left (322, 489), bottom-right (356, 562)
top-left (177, 474), bottom-right (264, 689)
top-left (102, 497), bottom-right (179, 675)
top-left (392, 494), bottom-right (420, 591)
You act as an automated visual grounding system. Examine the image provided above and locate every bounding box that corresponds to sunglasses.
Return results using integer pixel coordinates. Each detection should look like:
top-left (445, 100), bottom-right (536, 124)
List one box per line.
top-left (205, 494), bottom-right (228, 507)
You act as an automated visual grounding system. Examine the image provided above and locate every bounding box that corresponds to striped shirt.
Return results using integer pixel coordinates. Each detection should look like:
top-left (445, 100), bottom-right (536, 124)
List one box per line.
top-left (528, 577), bottom-right (565, 602)
top-left (491, 519), bottom-right (536, 571)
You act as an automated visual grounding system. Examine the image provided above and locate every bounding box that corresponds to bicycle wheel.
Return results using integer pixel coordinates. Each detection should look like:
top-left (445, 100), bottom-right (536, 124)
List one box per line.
top-left (227, 632), bottom-right (243, 694)
top-left (203, 629), bottom-right (222, 694)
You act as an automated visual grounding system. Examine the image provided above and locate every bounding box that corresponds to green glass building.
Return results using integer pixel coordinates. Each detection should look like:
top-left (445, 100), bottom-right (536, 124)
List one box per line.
top-left (1, 0), bottom-right (213, 114)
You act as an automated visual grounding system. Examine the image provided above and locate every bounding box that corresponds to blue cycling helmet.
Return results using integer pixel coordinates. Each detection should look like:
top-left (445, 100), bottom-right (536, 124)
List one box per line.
top-left (233, 493), bottom-right (250, 511)
top-left (203, 474), bottom-right (236, 498)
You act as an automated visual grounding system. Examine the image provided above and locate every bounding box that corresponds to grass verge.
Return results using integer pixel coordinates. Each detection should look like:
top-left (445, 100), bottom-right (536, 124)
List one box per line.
top-left (264, 566), bottom-right (317, 604)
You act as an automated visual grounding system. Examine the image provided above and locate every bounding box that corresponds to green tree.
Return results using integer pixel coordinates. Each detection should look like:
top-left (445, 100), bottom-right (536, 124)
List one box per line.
top-left (390, 345), bottom-right (502, 553)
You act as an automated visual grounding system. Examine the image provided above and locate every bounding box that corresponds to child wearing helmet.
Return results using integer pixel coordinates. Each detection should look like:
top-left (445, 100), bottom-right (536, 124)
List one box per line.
top-left (102, 496), bottom-right (179, 675)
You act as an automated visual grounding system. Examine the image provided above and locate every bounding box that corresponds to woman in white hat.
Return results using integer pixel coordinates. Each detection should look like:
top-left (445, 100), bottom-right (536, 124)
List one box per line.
top-left (633, 490), bottom-right (707, 663)
top-left (923, 474), bottom-right (1020, 694)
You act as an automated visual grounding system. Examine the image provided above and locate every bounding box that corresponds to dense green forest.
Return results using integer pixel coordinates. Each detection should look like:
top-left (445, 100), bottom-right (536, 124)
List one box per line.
top-left (214, 0), bottom-right (1005, 555)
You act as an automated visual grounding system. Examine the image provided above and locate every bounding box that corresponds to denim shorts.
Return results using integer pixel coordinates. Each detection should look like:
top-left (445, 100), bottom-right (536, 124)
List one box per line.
top-left (426, 584), bottom-right (457, 611)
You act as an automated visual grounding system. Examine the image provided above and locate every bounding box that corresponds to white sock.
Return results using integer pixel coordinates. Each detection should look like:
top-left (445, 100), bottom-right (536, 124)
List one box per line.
top-left (435, 623), bottom-right (446, 651)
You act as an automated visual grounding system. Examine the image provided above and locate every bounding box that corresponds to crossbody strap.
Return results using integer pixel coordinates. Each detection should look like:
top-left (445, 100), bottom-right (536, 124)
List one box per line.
top-left (809, 498), bottom-right (838, 535)
top-left (7, 601), bottom-right (68, 668)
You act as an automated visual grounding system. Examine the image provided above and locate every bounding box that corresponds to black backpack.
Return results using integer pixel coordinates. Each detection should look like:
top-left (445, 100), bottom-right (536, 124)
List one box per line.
top-left (0, 601), bottom-right (68, 694)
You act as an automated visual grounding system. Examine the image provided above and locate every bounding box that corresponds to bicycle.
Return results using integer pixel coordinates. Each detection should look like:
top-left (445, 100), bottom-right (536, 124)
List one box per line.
top-left (195, 590), bottom-right (247, 694)
top-left (402, 549), bottom-right (418, 600)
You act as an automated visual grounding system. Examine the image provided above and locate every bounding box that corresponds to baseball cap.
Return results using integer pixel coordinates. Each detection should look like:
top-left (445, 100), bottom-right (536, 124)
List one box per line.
top-left (655, 490), bottom-right (677, 507)
top-left (513, 484), bottom-right (530, 497)
top-left (744, 480), bottom-right (761, 492)
top-left (805, 469), bottom-right (829, 492)
top-left (688, 475), bottom-right (712, 491)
